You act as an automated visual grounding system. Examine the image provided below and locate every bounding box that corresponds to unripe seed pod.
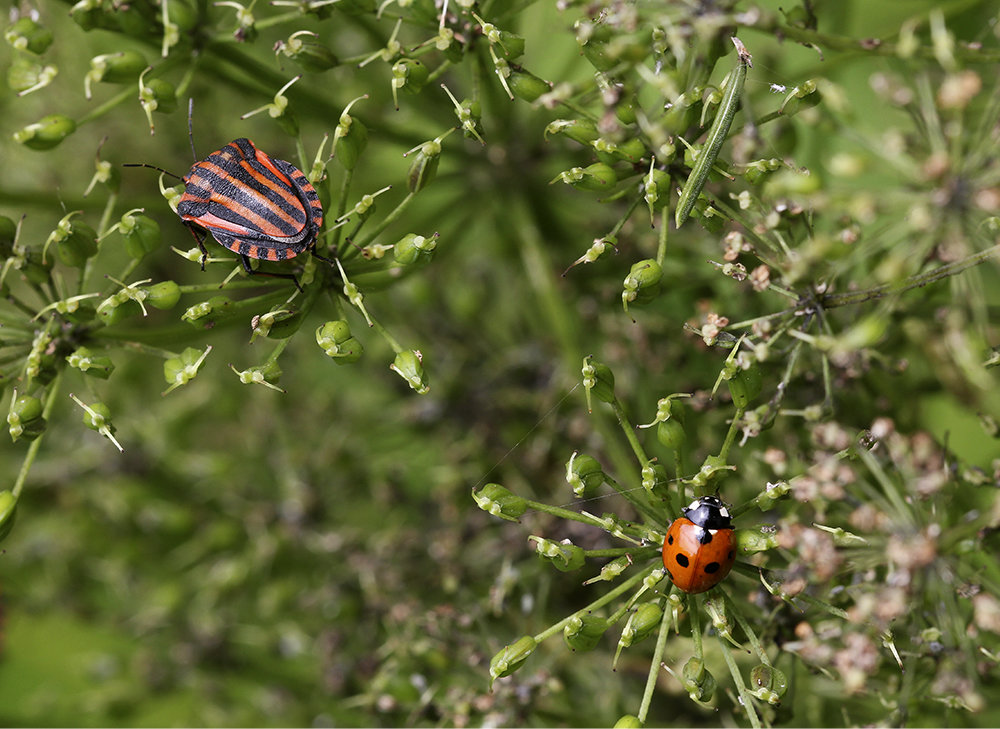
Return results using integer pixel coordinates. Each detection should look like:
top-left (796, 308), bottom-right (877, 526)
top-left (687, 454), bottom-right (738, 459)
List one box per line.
top-left (657, 418), bottom-right (687, 450)
top-left (682, 658), bottom-right (717, 702)
top-left (96, 295), bottom-right (142, 326)
top-left (84, 50), bottom-right (146, 98)
top-left (81, 401), bottom-right (114, 431)
top-left (145, 280), bottom-right (181, 310)
top-left (582, 356), bottom-right (615, 408)
top-left (727, 362), bottom-right (762, 409)
top-left (333, 99), bottom-right (368, 170)
top-left (390, 349), bottom-right (429, 394)
top-left (555, 162), bottom-right (617, 192)
top-left (8, 56), bottom-right (57, 95)
top-left (55, 221), bottom-right (98, 268)
top-left (489, 635), bottom-right (536, 687)
top-left (566, 452), bottom-right (605, 497)
top-left (182, 296), bottom-right (233, 329)
top-left (66, 347), bottom-right (115, 379)
top-left (619, 601), bottom-right (663, 647)
top-left (563, 613), bottom-right (608, 651)
top-left (393, 233), bottom-right (437, 266)
top-left (8, 394), bottom-right (46, 442)
top-left (545, 118), bottom-right (599, 146)
top-left (390, 58), bottom-right (430, 107)
top-left (531, 537), bottom-right (586, 571)
top-left (5, 17), bottom-right (54, 54)
top-left (507, 65), bottom-right (551, 102)
top-left (13, 114), bottom-right (77, 151)
top-left (473, 482), bottom-right (527, 522)
top-left (622, 259), bottom-right (662, 312)
top-left (613, 715), bottom-right (643, 729)
top-left (750, 664), bottom-right (788, 705)
top-left (593, 136), bottom-right (646, 164)
top-left (276, 31), bottom-right (339, 72)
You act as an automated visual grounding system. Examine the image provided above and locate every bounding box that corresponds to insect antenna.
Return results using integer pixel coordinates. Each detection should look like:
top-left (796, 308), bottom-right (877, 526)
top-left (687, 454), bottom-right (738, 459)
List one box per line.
top-left (187, 98), bottom-right (198, 161)
top-left (121, 162), bottom-right (184, 180)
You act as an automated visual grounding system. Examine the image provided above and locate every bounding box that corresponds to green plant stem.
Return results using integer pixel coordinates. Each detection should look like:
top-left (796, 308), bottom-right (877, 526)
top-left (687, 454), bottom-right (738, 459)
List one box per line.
top-left (638, 596), bottom-right (675, 725)
top-left (821, 243), bottom-right (1000, 308)
top-left (722, 588), bottom-right (771, 666)
top-left (353, 191), bottom-right (417, 250)
top-left (718, 634), bottom-right (762, 729)
top-left (533, 564), bottom-right (657, 642)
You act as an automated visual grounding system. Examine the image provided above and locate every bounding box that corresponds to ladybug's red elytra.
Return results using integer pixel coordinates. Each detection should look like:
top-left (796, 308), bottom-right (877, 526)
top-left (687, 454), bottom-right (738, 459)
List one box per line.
top-left (662, 495), bottom-right (736, 594)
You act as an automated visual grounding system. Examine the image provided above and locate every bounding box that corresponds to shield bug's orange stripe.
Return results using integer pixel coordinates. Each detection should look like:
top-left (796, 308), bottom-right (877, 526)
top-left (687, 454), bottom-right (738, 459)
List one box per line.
top-left (238, 158), bottom-right (306, 222)
top-left (195, 160), bottom-right (304, 238)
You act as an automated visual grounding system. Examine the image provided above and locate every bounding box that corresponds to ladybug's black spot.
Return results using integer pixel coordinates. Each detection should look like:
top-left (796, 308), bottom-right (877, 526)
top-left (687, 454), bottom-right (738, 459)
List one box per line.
top-left (667, 535), bottom-right (674, 546)
top-left (698, 529), bottom-right (713, 545)
top-left (674, 553), bottom-right (690, 568)
top-left (704, 562), bottom-right (721, 574)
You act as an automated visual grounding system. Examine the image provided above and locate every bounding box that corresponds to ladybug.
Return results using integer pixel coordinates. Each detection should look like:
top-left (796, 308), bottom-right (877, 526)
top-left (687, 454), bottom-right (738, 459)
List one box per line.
top-left (662, 495), bottom-right (736, 594)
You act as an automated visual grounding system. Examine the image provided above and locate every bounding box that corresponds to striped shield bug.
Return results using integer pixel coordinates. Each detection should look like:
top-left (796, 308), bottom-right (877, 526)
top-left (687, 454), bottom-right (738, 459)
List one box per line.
top-left (127, 132), bottom-right (329, 287)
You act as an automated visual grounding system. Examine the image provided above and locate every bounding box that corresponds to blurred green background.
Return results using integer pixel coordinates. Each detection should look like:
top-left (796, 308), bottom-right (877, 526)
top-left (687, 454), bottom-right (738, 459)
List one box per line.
top-left (2, 0), bottom-right (1000, 726)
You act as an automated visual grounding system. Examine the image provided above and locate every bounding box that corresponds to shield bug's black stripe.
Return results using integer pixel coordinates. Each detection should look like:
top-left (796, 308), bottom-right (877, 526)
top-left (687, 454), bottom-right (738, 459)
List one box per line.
top-left (177, 137), bottom-right (325, 265)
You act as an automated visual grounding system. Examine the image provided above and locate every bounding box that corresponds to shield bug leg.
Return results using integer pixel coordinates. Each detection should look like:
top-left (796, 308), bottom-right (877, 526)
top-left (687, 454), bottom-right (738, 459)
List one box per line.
top-left (182, 222), bottom-right (211, 270)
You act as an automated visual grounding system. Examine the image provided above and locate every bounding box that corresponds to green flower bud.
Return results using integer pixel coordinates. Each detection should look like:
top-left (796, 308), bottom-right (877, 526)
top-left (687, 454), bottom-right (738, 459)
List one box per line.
top-left (390, 58), bottom-right (430, 108)
top-left (406, 136), bottom-right (447, 193)
top-left (641, 462), bottom-right (669, 500)
top-left (622, 259), bottom-right (662, 312)
top-left (553, 162), bottom-right (618, 193)
top-left (7, 56), bottom-right (58, 95)
top-left (81, 401), bottom-right (113, 431)
top-left (145, 280), bottom-right (181, 310)
top-left (54, 220), bottom-right (98, 268)
top-left (749, 664), bottom-right (788, 705)
top-left (613, 715), bottom-right (643, 729)
top-left (703, 595), bottom-right (740, 645)
top-left (742, 158), bottom-right (782, 184)
top-left (566, 452), bottom-right (605, 498)
top-left (657, 418), bottom-right (687, 451)
top-left (473, 483), bottom-right (527, 522)
top-left (276, 31), bottom-right (339, 72)
top-left (66, 347), bottom-right (115, 379)
top-left (139, 69), bottom-right (178, 134)
top-left (615, 95), bottom-right (638, 125)
top-left (489, 635), bottom-right (536, 688)
top-left (688, 454), bottom-right (735, 489)
top-left (583, 554), bottom-right (632, 585)
top-left (163, 346), bottom-right (212, 395)
top-left (593, 136), bottom-right (646, 164)
top-left (563, 613), bottom-right (608, 652)
top-left (8, 393), bottom-right (46, 442)
top-left (390, 349), bottom-right (429, 394)
top-left (84, 50), bottom-right (146, 98)
top-left (620, 601), bottom-right (662, 647)
top-left (393, 233), bottom-right (438, 266)
top-left (507, 64), bottom-right (551, 102)
top-left (252, 309), bottom-right (303, 340)
top-left (736, 527), bottom-right (779, 555)
top-left (544, 118), bottom-right (600, 146)
top-left (582, 355), bottom-right (614, 410)
top-left (727, 362), bottom-right (762, 410)
top-left (315, 321), bottom-right (364, 364)
top-left (182, 296), bottom-right (233, 329)
top-left (5, 17), bottom-right (54, 54)
top-left (0, 490), bottom-right (17, 543)
top-left (117, 211), bottom-right (162, 259)
top-left (231, 362), bottom-right (283, 392)
top-left (333, 97), bottom-right (368, 170)
top-left (779, 79), bottom-right (821, 116)
top-left (13, 114), bottom-right (77, 151)
top-left (681, 658), bottom-right (717, 702)
top-left (753, 480), bottom-right (790, 511)
top-left (529, 536), bottom-right (585, 571)
top-left (96, 295), bottom-right (142, 326)
top-left (643, 168), bottom-right (670, 219)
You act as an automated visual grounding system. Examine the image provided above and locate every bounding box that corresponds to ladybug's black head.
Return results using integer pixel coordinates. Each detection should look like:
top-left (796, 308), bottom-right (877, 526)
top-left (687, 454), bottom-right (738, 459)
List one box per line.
top-left (681, 495), bottom-right (732, 530)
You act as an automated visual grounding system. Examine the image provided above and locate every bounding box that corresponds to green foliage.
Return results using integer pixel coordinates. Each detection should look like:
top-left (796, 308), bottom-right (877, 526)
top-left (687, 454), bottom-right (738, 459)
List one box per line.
top-left (2, 0), bottom-right (1000, 726)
